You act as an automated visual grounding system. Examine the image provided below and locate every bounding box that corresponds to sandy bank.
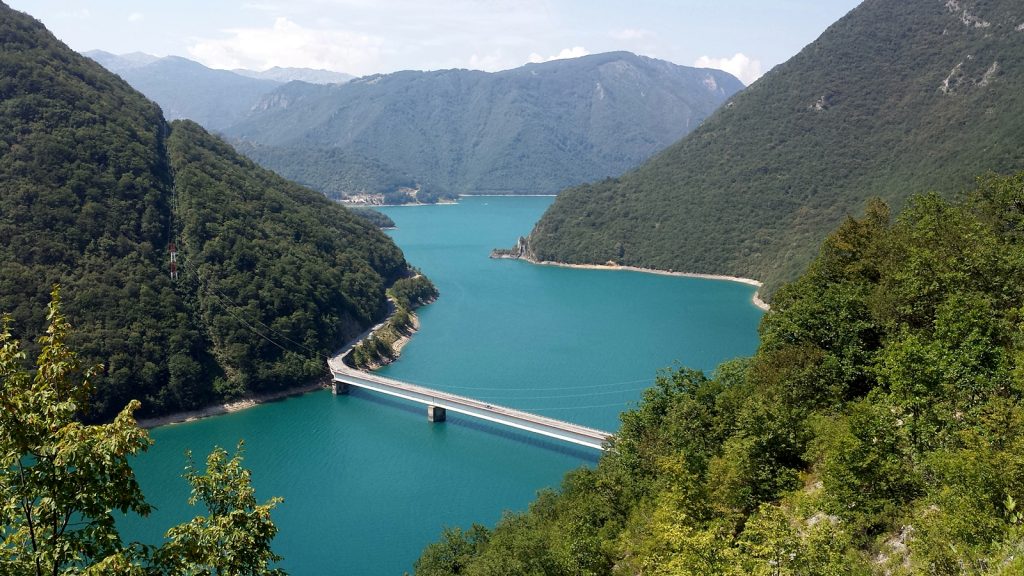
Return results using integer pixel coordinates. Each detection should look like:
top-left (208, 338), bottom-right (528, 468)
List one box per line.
top-left (503, 256), bottom-right (770, 312)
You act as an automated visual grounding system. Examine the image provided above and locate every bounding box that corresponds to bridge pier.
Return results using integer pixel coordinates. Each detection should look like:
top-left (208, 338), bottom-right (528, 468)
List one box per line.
top-left (332, 381), bottom-right (349, 395)
top-left (427, 405), bottom-right (446, 422)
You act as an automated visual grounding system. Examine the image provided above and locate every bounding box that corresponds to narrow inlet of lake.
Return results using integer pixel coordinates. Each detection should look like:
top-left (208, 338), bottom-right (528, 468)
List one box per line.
top-left (121, 196), bottom-right (763, 575)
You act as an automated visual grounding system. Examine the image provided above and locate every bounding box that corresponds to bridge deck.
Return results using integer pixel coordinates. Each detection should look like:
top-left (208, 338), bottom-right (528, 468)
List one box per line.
top-left (330, 361), bottom-right (613, 451)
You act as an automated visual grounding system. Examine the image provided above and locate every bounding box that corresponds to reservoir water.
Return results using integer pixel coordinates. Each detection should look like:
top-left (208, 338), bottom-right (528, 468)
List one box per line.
top-left (121, 196), bottom-right (764, 574)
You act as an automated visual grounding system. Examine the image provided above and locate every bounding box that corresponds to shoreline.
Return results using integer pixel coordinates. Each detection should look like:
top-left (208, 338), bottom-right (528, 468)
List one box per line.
top-left (459, 194), bottom-right (558, 197)
top-left (390, 312), bottom-right (420, 356)
top-left (502, 255), bottom-right (770, 312)
top-left (347, 310), bottom-right (421, 371)
top-left (139, 292), bottom-right (430, 430)
top-left (343, 200), bottom-right (458, 208)
top-left (138, 251), bottom-right (763, 429)
top-left (136, 380), bottom-right (328, 429)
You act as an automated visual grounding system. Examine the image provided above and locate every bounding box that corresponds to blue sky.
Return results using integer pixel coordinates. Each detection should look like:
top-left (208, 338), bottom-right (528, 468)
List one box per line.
top-left (8, 0), bottom-right (862, 84)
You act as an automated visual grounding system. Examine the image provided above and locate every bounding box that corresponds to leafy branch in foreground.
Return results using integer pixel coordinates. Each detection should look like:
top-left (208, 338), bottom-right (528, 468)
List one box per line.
top-left (0, 288), bottom-right (285, 575)
top-left (0, 287), bottom-right (152, 575)
top-left (160, 443), bottom-right (284, 576)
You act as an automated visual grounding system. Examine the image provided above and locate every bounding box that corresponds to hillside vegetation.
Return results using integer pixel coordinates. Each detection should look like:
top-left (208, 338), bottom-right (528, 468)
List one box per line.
top-left (416, 172), bottom-right (1024, 575)
top-left (224, 52), bottom-right (743, 197)
top-left (168, 120), bottom-right (407, 397)
top-left (525, 0), bottom-right (1024, 295)
top-left (349, 276), bottom-right (439, 369)
top-left (0, 2), bottom-right (411, 420)
top-left (349, 207), bottom-right (397, 228)
top-left (232, 140), bottom-right (421, 202)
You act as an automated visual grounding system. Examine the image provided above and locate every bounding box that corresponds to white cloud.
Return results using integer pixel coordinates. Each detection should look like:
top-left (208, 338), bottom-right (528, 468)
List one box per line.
top-left (128, 12), bottom-right (144, 23)
top-left (528, 46), bottom-right (589, 64)
top-left (187, 17), bottom-right (383, 74)
top-left (693, 52), bottom-right (763, 85)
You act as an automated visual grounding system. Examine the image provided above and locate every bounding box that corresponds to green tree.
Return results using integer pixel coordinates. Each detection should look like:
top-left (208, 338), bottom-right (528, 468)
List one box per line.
top-left (413, 525), bottom-right (490, 576)
top-left (0, 288), bottom-right (152, 575)
top-left (159, 444), bottom-right (284, 576)
top-left (0, 289), bottom-right (285, 575)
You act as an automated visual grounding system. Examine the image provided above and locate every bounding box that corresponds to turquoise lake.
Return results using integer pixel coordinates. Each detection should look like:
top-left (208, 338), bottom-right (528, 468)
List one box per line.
top-left (121, 196), bottom-right (764, 575)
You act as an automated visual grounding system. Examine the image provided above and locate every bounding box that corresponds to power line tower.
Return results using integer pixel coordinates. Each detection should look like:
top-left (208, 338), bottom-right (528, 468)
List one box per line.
top-left (169, 241), bottom-right (179, 280)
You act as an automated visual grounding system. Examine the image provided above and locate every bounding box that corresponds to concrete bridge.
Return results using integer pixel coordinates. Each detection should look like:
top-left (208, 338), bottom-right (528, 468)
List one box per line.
top-left (329, 360), bottom-right (613, 451)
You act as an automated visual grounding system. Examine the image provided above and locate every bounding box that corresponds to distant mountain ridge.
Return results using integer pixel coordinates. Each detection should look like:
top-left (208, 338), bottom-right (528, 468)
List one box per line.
top-left (223, 52), bottom-right (744, 197)
top-left (85, 50), bottom-right (159, 70)
top-left (84, 51), bottom-right (352, 130)
top-left (521, 0), bottom-right (1024, 295)
top-left (232, 66), bottom-right (353, 84)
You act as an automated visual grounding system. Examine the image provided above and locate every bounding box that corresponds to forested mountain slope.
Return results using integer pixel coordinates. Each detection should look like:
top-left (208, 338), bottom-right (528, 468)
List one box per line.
top-left (417, 172), bottom-right (1024, 575)
top-left (224, 52), bottom-right (743, 197)
top-left (231, 140), bottom-right (420, 202)
top-left (524, 0), bottom-right (1024, 295)
top-left (167, 120), bottom-right (407, 396)
top-left (0, 2), bottom-right (410, 420)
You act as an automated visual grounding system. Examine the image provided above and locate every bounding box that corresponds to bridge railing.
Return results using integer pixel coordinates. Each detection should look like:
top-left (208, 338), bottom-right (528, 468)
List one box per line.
top-left (332, 362), bottom-right (612, 442)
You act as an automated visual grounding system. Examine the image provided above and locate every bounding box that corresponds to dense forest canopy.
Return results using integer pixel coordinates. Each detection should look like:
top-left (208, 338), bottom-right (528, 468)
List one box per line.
top-left (0, 1), bottom-right (412, 420)
top-left (350, 207), bottom-right (397, 229)
top-left (168, 119), bottom-right (408, 398)
top-left (525, 0), bottom-right (1024, 296)
top-left (231, 140), bottom-right (423, 202)
top-left (416, 171), bottom-right (1024, 575)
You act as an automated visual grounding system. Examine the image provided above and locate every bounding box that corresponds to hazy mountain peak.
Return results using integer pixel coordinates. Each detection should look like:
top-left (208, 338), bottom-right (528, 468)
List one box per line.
top-left (232, 66), bottom-right (353, 84)
top-left (83, 49), bottom-right (159, 71)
